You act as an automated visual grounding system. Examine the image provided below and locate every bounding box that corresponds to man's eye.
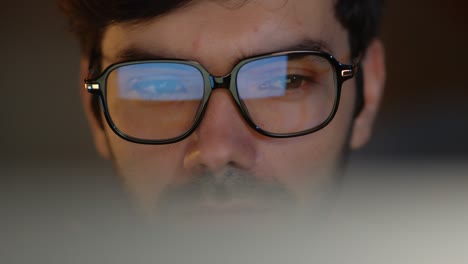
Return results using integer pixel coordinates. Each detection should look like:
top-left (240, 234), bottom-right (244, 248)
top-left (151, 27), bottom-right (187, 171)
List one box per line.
top-left (260, 75), bottom-right (311, 91)
top-left (125, 79), bottom-right (192, 100)
top-left (132, 79), bottom-right (185, 94)
top-left (283, 75), bottom-right (309, 90)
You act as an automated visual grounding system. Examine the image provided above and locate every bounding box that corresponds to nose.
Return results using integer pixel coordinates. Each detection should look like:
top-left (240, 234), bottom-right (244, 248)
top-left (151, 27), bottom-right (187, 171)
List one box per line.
top-left (183, 89), bottom-right (257, 173)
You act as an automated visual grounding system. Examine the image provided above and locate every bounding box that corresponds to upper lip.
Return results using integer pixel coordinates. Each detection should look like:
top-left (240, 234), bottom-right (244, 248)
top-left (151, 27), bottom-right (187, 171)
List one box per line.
top-left (186, 199), bottom-right (272, 214)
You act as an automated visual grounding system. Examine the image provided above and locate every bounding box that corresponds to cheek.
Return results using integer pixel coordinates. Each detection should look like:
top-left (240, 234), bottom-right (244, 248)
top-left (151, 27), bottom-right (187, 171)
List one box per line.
top-left (255, 135), bottom-right (339, 203)
top-left (255, 81), bottom-right (356, 201)
top-left (105, 130), bottom-right (188, 209)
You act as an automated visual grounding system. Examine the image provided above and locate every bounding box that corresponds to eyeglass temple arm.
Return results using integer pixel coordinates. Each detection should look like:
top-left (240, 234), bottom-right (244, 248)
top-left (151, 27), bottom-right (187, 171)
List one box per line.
top-left (83, 46), bottom-right (103, 94)
top-left (84, 78), bottom-right (101, 94)
top-left (340, 55), bottom-right (362, 80)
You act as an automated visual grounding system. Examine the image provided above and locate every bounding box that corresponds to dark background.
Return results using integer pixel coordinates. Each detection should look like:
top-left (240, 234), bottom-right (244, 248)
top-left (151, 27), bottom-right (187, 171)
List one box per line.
top-left (1, 0), bottom-right (467, 165)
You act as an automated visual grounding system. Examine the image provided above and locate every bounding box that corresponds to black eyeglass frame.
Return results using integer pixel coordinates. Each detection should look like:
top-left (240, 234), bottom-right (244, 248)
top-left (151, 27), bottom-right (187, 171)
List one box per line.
top-left (85, 50), bottom-right (358, 145)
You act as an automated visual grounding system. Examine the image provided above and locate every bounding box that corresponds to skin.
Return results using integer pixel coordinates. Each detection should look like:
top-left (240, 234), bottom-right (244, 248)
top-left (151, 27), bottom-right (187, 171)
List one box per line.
top-left (80, 0), bottom-right (385, 223)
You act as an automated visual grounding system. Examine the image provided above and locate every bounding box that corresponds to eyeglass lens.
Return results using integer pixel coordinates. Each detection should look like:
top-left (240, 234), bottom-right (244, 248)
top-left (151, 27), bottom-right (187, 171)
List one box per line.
top-left (105, 54), bottom-right (337, 140)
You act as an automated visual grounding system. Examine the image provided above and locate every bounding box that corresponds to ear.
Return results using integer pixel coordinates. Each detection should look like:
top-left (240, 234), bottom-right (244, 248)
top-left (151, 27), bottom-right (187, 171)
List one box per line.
top-left (350, 39), bottom-right (386, 149)
top-left (80, 56), bottom-right (112, 160)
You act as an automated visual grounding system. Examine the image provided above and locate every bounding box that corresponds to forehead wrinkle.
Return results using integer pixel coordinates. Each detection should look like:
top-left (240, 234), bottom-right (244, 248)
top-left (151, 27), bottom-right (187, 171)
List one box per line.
top-left (165, 3), bottom-right (294, 67)
top-left (208, 0), bottom-right (291, 10)
top-left (209, 0), bottom-right (252, 9)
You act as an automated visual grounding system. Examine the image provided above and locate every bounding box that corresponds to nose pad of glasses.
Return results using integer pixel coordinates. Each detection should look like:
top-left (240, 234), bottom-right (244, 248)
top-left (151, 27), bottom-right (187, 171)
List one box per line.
top-left (211, 74), bottom-right (231, 89)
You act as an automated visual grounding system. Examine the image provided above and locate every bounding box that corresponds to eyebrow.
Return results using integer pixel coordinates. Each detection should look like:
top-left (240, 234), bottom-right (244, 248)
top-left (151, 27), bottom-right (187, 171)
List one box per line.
top-left (278, 38), bottom-right (333, 54)
top-left (110, 48), bottom-right (169, 62)
top-left (110, 38), bottom-right (333, 63)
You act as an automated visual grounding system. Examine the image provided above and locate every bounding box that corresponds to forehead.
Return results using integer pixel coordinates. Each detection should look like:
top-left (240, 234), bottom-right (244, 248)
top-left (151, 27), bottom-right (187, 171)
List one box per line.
top-left (101, 0), bottom-right (348, 72)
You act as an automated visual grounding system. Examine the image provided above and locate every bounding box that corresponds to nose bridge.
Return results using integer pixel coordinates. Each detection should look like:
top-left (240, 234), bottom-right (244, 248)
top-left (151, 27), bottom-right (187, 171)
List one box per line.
top-left (206, 74), bottom-right (246, 126)
top-left (211, 74), bottom-right (232, 90)
top-left (206, 74), bottom-right (240, 116)
top-left (184, 84), bottom-right (257, 173)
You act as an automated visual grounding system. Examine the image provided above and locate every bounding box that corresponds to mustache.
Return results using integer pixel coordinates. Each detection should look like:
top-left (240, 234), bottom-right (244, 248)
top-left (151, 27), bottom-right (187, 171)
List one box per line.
top-left (155, 167), bottom-right (295, 214)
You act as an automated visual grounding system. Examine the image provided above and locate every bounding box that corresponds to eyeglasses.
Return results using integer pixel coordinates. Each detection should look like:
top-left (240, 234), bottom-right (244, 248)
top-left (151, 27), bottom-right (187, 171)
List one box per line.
top-left (85, 50), bottom-right (358, 144)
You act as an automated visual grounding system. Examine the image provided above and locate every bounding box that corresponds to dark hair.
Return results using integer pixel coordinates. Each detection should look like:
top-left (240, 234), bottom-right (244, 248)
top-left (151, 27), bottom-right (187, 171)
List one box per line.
top-left (59, 0), bottom-right (383, 123)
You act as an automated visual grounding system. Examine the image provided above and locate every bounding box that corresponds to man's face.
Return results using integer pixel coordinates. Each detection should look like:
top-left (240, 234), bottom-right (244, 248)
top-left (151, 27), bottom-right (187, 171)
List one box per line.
top-left (86, 0), bottom-right (383, 222)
